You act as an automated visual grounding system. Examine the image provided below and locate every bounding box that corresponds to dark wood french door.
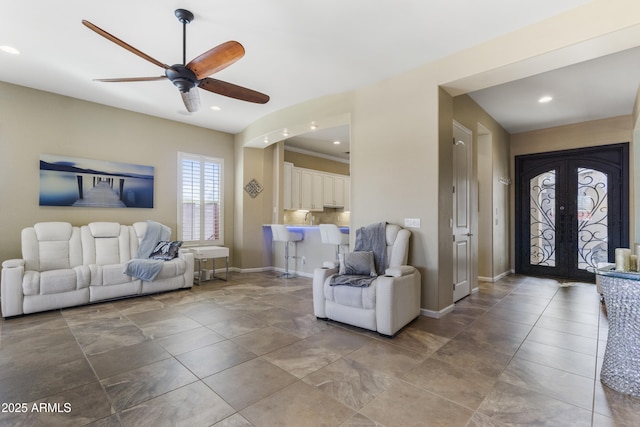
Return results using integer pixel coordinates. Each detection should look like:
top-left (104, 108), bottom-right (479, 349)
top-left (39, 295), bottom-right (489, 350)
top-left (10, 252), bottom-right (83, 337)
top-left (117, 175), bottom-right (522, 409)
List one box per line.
top-left (515, 143), bottom-right (629, 281)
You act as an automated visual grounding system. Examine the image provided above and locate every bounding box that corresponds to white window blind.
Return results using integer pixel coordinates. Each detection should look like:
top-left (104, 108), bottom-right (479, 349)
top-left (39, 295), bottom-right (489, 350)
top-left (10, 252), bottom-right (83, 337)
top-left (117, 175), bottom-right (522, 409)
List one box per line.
top-left (178, 152), bottom-right (223, 245)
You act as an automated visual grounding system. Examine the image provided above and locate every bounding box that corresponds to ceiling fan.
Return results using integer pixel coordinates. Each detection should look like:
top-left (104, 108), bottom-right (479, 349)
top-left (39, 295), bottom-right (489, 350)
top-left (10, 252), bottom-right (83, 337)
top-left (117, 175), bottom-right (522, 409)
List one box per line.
top-left (82, 9), bottom-right (269, 112)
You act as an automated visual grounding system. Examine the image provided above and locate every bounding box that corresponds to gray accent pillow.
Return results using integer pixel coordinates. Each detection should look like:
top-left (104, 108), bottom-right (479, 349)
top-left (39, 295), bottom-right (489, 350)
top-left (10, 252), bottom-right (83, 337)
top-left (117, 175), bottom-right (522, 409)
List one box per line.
top-left (149, 241), bottom-right (183, 260)
top-left (339, 251), bottom-right (377, 276)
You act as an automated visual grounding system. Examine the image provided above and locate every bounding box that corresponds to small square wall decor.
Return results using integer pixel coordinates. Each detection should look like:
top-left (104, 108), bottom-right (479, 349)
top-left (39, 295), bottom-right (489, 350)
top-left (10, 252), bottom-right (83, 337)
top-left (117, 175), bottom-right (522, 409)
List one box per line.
top-left (244, 179), bottom-right (263, 198)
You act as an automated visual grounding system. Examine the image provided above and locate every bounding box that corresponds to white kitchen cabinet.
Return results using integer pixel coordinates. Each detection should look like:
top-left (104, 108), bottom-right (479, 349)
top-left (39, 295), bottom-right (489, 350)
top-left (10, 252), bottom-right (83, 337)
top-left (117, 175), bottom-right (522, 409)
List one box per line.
top-left (300, 168), bottom-right (324, 211)
top-left (323, 174), bottom-right (346, 207)
top-left (283, 162), bottom-right (293, 210)
top-left (291, 167), bottom-right (302, 209)
top-left (287, 165), bottom-right (349, 212)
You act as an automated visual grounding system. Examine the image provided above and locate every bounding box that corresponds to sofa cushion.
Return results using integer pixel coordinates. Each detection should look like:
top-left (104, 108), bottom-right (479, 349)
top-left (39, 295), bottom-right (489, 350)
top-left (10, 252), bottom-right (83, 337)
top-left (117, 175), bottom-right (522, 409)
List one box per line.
top-left (88, 264), bottom-right (138, 286)
top-left (81, 223), bottom-right (131, 265)
top-left (88, 222), bottom-right (123, 238)
top-left (22, 223), bottom-right (83, 272)
top-left (154, 258), bottom-right (187, 279)
top-left (324, 278), bottom-right (376, 310)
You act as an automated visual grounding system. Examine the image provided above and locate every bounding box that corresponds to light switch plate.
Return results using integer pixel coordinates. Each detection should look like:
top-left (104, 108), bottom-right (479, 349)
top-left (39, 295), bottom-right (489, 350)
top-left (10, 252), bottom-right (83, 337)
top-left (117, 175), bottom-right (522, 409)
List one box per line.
top-left (404, 218), bottom-right (421, 228)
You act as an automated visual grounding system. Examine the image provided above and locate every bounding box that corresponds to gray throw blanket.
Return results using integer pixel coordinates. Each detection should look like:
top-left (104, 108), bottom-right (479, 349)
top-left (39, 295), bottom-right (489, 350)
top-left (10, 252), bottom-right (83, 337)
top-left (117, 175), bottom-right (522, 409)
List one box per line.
top-left (354, 221), bottom-right (387, 275)
top-left (124, 221), bottom-right (171, 281)
top-left (329, 273), bottom-right (377, 288)
top-left (329, 221), bottom-right (387, 288)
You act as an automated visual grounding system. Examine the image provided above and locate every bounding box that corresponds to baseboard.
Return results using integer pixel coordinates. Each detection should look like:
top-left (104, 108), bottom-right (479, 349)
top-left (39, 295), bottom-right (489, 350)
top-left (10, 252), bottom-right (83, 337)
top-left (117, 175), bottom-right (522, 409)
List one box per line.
top-left (270, 267), bottom-right (314, 278)
top-left (478, 270), bottom-right (512, 283)
top-left (420, 304), bottom-right (454, 319)
top-left (236, 267), bottom-right (271, 273)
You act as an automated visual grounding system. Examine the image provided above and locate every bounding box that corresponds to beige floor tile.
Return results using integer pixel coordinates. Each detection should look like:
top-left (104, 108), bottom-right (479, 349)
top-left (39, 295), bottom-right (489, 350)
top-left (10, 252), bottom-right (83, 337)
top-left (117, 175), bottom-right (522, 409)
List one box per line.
top-left (101, 358), bottom-right (198, 411)
top-left (119, 381), bottom-right (234, 427)
top-left (204, 357), bottom-right (297, 410)
top-left (303, 357), bottom-right (395, 410)
top-left (155, 325), bottom-right (226, 355)
top-left (432, 339), bottom-right (512, 378)
top-left (359, 380), bottom-right (473, 427)
top-left (231, 325), bottom-right (301, 355)
top-left (475, 381), bottom-right (592, 426)
top-left (264, 328), bottom-right (371, 378)
top-left (345, 340), bottom-right (426, 379)
top-left (499, 357), bottom-right (595, 410)
top-left (241, 381), bottom-right (354, 427)
top-left (176, 340), bottom-right (257, 378)
top-left (403, 357), bottom-right (498, 410)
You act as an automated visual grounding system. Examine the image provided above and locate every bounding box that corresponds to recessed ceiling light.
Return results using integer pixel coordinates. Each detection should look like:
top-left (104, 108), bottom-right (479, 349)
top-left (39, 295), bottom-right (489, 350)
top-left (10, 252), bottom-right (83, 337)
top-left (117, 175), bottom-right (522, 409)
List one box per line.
top-left (210, 105), bottom-right (221, 111)
top-left (333, 140), bottom-right (341, 145)
top-left (0, 45), bottom-right (20, 55)
top-left (282, 129), bottom-right (289, 137)
top-left (310, 122), bottom-right (318, 130)
top-left (538, 95), bottom-right (553, 103)
top-left (263, 137), bottom-right (269, 144)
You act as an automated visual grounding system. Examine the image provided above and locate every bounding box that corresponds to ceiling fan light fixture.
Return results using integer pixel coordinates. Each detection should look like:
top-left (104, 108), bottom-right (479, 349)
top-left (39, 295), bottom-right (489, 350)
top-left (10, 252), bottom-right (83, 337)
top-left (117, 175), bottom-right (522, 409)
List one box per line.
top-left (180, 88), bottom-right (200, 112)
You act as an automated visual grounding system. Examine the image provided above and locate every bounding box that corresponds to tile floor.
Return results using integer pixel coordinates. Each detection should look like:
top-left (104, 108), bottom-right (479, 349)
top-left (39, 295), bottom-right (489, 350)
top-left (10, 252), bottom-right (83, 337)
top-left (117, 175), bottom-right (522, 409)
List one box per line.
top-left (1, 272), bottom-right (639, 426)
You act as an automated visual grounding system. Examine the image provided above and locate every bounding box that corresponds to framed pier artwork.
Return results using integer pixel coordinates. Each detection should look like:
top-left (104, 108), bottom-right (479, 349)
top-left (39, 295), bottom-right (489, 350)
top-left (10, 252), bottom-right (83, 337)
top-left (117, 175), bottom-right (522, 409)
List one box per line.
top-left (39, 154), bottom-right (154, 208)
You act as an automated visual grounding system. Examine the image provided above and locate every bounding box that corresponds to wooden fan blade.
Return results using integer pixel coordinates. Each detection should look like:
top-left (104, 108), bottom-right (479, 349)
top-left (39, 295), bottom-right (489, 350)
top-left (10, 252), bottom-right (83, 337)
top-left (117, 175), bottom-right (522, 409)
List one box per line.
top-left (199, 78), bottom-right (269, 104)
top-left (94, 76), bottom-right (167, 82)
top-left (82, 20), bottom-right (169, 70)
top-left (180, 88), bottom-right (201, 112)
top-left (187, 41), bottom-right (245, 80)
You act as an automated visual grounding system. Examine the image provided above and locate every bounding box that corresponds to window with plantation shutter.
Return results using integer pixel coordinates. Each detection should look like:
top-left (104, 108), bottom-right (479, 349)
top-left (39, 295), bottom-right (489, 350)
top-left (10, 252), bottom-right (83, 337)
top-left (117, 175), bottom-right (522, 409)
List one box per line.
top-left (178, 152), bottom-right (223, 245)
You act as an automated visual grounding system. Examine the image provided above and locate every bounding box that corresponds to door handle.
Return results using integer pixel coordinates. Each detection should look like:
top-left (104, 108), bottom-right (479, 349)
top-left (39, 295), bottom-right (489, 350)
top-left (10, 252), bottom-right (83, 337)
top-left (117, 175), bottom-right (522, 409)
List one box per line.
top-left (466, 233), bottom-right (473, 237)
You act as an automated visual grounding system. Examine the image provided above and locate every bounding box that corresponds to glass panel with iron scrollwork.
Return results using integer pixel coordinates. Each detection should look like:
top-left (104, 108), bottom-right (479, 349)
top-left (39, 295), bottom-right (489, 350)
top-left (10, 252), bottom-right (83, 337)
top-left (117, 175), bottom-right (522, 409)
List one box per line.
top-left (530, 171), bottom-right (556, 267)
top-left (577, 168), bottom-right (608, 271)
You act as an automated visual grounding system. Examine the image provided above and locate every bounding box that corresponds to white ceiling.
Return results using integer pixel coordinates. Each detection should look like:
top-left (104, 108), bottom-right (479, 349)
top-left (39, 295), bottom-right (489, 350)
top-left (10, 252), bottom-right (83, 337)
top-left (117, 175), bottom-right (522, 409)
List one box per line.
top-left (3, 0), bottom-right (633, 155)
top-left (468, 46), bottom-right (640, 134)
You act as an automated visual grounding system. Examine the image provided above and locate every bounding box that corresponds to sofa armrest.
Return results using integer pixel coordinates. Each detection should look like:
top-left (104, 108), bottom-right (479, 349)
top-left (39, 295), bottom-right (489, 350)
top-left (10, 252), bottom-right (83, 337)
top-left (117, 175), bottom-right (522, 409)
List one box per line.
top-left (323, 260), bottom-right (339, 269)
top-left (384, 265), bottom-right (415, 277)
top-left (375, 269), bottom-right (421, 336)
top-left (312, 266), bottom-right (338, 318)
top-left (1, 260), bottom-right (26, 317)
top-left (2, 259), bottom-right (25, 269)
top-left (177, 250), bottom-right (195, 287)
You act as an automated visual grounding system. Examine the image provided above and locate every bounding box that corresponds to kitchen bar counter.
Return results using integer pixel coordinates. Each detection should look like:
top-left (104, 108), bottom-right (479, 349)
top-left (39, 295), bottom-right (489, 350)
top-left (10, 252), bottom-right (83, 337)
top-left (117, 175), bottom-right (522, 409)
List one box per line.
top-left (264, 225), bottom-right (350, 277)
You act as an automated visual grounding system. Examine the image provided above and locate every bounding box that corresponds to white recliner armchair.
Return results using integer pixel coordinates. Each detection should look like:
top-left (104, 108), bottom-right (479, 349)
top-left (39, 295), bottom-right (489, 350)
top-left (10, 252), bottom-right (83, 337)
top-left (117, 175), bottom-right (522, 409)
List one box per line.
top-left (313, 223), bottom-right (421, 336)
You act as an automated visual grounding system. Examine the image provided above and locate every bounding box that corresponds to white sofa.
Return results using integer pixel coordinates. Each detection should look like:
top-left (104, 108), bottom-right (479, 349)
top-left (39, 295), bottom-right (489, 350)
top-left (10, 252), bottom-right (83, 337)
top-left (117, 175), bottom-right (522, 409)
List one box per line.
top-left (313, 223), bottom-right (421, 336)
top-left (1, 221), bottom-right (194, 318)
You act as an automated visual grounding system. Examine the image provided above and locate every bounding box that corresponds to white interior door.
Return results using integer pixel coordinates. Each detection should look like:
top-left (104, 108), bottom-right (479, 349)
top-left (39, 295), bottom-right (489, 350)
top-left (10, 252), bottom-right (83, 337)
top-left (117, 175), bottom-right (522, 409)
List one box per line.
top-left (453, 122), bottom-right (472, 302)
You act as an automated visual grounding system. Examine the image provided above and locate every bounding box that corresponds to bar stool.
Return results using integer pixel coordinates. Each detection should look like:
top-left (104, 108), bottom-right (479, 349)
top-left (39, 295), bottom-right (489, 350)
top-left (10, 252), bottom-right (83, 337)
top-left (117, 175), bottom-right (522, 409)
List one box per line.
top-left (270, 224), bottom-right (303, 278)
top-left (319, 224), bottom-right (349, 260)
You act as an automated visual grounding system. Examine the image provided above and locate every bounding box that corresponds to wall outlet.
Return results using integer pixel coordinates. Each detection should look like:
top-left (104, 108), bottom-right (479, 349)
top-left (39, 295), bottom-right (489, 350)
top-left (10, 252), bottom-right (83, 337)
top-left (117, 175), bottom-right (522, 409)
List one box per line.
top-left (404, 218), bottom-right (421, 228)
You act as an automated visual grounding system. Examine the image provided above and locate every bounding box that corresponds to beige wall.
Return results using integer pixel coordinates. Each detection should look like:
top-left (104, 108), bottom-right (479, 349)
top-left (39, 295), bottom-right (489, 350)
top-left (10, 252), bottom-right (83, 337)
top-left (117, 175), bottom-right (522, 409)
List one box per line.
top-left (453, 94), bottom-right (511, 281)
top-left (232, 146), bottom-right (276, 270)
top-left (0, 82), bottom-right (236, 264)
